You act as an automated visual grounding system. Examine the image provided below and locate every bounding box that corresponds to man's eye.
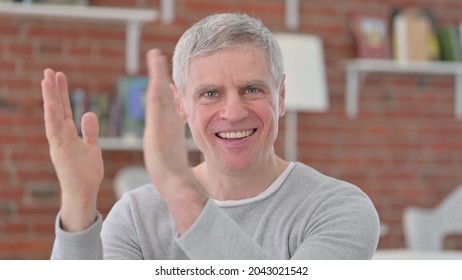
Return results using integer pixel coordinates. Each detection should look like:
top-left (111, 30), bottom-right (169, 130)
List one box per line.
top-left (246, 88), bottom-right (259, 94)
top-left (244, 88), bottom-right (265, 99)
top-left (203, 91), bottom-right (218, 98)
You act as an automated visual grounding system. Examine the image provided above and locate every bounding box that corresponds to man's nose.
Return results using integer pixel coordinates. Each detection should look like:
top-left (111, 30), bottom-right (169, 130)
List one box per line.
top-left (219, 92), bottom-right (248, 121)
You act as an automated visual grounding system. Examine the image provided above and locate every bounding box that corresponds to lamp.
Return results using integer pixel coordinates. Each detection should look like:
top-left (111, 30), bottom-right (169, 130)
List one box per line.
top-left (274, 33), bottom-right (329, 161)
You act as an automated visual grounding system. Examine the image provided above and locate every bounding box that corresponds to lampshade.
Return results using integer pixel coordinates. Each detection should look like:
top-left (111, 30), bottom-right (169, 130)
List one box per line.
top-left (274, 33), bottom-right (329, 112)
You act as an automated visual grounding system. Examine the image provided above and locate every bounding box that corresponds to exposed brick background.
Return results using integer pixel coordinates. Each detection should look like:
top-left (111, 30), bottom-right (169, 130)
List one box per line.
top-left (1, 0), bottom-right (462, 259)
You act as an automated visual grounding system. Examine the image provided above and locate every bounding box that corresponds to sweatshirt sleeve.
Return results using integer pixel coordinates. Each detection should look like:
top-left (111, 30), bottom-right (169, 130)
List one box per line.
top-left (176, 199), bottom-right (273, 259)
top-left (50, 212), bottom-right (103, 260)
top-left (290, 188), bottom-right (380, 260)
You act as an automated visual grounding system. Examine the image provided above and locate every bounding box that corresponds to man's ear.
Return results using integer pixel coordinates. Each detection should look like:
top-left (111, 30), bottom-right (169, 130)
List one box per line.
top-left (171, 83), bottom-right (184, 114)
top-left (279, 75), bottom-right (286, 117)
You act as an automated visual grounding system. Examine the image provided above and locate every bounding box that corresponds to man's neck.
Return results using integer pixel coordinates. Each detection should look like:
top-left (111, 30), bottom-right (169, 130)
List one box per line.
top-left (192, 156), bottom-right (289, 201)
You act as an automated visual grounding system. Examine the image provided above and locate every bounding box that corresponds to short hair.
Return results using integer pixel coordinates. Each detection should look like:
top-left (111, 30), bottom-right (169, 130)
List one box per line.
top-left (172, 13), bottom-right (284, 94)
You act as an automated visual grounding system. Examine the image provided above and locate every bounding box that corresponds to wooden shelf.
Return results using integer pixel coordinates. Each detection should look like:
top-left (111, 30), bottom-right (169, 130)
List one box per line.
top-left (345, 59), bottom-right (462, 120)
top-left (0, 2), bottom-right (158, 75)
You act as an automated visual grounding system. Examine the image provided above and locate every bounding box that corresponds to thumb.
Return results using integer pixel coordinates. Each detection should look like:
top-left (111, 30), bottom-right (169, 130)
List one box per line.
top-left (81, 112), bottom-right (100, 145)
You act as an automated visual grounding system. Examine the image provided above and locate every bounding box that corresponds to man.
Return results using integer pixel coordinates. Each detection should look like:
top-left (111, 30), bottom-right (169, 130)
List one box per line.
top-left (42, 13), bottom-right (379, 259)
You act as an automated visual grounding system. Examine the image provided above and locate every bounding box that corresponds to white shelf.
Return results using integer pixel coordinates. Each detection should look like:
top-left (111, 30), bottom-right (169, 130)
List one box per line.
top-left (0, 2), bottom-right (158, 21)
top-left (0, 2), bottom-right (159, 75)
top-left (345, 59), bottom-right (462, 120)
top-left (99, 137), bottom-right (200, 152)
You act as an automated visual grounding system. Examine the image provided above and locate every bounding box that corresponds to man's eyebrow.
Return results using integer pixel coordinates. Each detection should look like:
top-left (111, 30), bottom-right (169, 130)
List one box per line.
top-left (239, 80), bottom-right (272, 90)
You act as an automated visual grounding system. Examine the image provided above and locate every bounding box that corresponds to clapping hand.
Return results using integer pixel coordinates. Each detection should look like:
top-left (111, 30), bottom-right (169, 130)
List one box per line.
top-left (143, 49), bottom-right (207, 234)
top-left (41, 69), bottom-right (103, 232)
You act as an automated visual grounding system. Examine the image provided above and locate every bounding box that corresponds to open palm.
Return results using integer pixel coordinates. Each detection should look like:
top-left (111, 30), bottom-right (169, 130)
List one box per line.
top-left (41, 69), bottom-right (103, 231)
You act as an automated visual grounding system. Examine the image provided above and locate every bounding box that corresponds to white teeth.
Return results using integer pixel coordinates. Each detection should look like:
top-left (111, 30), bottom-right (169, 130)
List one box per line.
top-left (218, 130), bottom-right (254, 139)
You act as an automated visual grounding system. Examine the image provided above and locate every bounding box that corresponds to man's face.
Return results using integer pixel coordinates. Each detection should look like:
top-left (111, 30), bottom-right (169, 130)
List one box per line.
top-left (177, 47), bottom-right (285, 173)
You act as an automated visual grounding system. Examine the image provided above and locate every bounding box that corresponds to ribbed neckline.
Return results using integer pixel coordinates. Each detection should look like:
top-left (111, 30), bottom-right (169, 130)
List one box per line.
top-left (212, 162), bottom-right (296, 207)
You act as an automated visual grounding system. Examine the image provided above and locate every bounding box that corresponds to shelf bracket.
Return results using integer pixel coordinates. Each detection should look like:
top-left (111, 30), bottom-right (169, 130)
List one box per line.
top-left (126, 0), bottom-right (174, 74)
top-left (285, 0), bottom-right (299, 31)
top-left (126, 20), bottom-right (142, 75)
top-left (160, 0), bottom-right (175, 24)
top-left (456, 73), bottom-right (462, 120)
top-left (346, 68), bottom-right (361, 118)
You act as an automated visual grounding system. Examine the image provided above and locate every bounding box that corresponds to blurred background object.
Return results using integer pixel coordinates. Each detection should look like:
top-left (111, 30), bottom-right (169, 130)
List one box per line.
top-left (403, 185), bottom-right (462, 251)
top-left (113, 166), bottom-right (150, 200)
top-left (1, 0), bottom-right (462, 259)
top-left (274, 33), bottom-right (329, 161)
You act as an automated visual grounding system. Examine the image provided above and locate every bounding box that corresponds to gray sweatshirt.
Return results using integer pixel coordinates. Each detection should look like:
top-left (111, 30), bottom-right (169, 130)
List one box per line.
top-left (51, 162), bottom-right (380, 259)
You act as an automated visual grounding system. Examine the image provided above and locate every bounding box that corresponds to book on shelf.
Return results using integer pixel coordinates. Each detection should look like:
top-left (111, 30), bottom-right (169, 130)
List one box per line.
top-left (391, 7), bottom-right (439, 62)
top-left (116, 76), bottom-right (148, 139)
top-left (69, 76), bottom-right (196, 145)
top-left (437, 25), bottom-right (462, 62)
top-left (33, 0), bottom-right (89, 5)
top-left (70, 88), bottom-right (85, 136)
top-left (108, 93), bottom-right (122, 137)
top-left (88, 94), bottom-right (110, 137)
top-left (70, 88), bottom-right (111, 137)
top-left (350, 14), bottom-right (392, 59)
top-left (70, 76), bottom-right (148, 141)
top-left (459, 22), bottom-right (462, 60)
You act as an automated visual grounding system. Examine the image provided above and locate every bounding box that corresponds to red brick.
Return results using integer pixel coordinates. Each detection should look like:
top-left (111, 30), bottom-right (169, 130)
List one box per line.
top-left (183, 0), bottom-right (234, 13)
top-left (1, 0), bottom-right (462, 258)
top-left (16, 205), bottom-right (59, 216)
top-left (0, 189), bottom-right (24, 200)
top-left (0, 239), bottom-right (52, 260)
top-left (27, 25), bottom-right (81, 39)
top-left (0, 221), bottom-right (29, 234)
top-left (84, 28), bottom-right (125, 41)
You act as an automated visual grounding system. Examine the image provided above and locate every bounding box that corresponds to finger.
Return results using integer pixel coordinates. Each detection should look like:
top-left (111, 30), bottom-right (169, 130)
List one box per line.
top-left (56, 72), bottom-right (73, 120)
top-left (42, 69), bottom-right (64, 144)
top-left (146, 49), bottom-right (173, 95)
top-left (145, 49), bottom-right (174, 128)
top-left (81, 112), bottom-right (100, 146)
top-left (42, 68), bottom-right (66, 119)
top-left (42, 68), bottom-right (57, 111)
top-left (147, 48), bottom-right (170, 81)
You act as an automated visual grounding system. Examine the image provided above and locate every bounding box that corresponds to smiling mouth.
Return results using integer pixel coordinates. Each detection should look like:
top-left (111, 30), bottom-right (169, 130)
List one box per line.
top-left (216, 129), bottom-right (256, 139)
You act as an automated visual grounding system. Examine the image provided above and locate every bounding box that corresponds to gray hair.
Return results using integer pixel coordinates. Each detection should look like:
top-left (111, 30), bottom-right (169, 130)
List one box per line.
top-left (172, 13), bottom-right (284, 94)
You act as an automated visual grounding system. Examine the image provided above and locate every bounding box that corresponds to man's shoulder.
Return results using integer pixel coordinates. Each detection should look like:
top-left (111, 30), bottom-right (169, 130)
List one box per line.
top-left (287, 162), bottom-right (369, 200)
top-left (116, 183), bottom-right (168, 212)
top-left (284, 162), bottom-right (379, 230)
top-left (288, 162), bottom-right (344, 188)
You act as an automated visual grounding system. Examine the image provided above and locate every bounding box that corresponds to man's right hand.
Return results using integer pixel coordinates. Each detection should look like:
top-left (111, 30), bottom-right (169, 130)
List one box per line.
top-left (41, 69), bottom-right (104, 232)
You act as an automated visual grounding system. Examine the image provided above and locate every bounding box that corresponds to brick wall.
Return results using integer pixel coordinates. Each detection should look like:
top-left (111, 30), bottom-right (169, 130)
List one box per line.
top-left (1, 0), bottom-right (462, 259)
